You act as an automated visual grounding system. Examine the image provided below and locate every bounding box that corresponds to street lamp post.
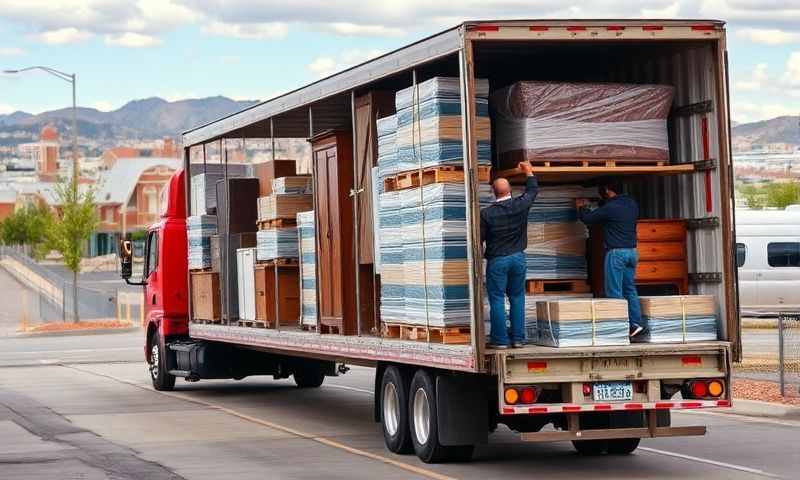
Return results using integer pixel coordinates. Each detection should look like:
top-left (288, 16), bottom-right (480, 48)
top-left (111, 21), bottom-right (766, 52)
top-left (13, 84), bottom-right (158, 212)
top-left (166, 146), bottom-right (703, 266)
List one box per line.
top-left (4, 66), bottom-right (80, 322)
top-left (3, 66), bottom-right (79, 185)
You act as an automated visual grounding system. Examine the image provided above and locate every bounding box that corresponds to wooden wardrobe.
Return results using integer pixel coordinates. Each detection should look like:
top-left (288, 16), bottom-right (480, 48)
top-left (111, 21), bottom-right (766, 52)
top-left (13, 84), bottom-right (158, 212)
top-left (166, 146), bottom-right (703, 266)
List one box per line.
top-left (311, 130), bottom-right (358, 335)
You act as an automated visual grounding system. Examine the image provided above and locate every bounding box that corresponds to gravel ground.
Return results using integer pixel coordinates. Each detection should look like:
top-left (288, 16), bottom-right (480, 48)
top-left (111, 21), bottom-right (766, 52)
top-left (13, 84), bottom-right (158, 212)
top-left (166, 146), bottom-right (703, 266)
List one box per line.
top-left (733, 378), bottom-right (800, 405)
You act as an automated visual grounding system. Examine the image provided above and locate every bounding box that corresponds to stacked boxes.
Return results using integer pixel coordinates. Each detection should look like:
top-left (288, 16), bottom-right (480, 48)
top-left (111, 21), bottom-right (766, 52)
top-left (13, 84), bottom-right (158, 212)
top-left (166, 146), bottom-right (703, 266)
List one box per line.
top-left (297, 211), bottom-right (317, 328)
top-left (523, 186), bottom-right (594, 280)
top-left (187, 215), bottom-right (217, 270)
top-left (272, 176), bottom-right (312, 194)
top-left (536, 299), bottom-right (630, 347)
top-left (256, 227), bottom-right (299, 261)
top-left (257, 194), bottom-right (313, 223)
top-left (484, 293), bottom-right (594, 341)
top-left (394, 77), bottom-right (491, 172)
top-left (637, 295), bottom-right (718, 343)
top-left (378, 191), bottom-right (404, 322)
top-left (189, 164), bottom-right (251, 215)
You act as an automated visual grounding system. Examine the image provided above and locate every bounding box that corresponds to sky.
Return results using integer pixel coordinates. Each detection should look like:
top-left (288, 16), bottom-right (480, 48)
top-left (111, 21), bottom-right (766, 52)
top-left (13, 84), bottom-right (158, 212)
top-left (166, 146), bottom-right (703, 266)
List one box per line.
top-left (1, 0), bottom-right (799, 124)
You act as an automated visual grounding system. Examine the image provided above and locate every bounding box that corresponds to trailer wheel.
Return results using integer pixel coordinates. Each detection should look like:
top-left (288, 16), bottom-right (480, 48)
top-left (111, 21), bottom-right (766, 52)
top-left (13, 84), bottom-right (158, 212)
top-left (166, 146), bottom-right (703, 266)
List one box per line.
top-left (380, 366), bottom-right (413, 454)
top-left (571, 439), bottom-right (608, 455)
top-left (606, 438), bottom-right (641, 455)
top-left (408, 370), bottom-right (474, 463)
top-left (148, 333), bottom-right (175, 391)
top-left (293, 365), bottom-right (325, 388)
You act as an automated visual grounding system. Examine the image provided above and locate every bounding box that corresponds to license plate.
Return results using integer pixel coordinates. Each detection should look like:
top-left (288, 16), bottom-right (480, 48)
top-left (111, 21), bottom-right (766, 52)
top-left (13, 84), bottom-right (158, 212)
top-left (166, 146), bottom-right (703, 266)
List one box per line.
top-left (592, 381), bottom-right (633, 402)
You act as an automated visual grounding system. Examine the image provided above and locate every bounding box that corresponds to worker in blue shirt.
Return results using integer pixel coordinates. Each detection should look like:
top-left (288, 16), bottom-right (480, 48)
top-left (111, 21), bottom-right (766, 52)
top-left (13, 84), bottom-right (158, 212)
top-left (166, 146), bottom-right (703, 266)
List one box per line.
top-left (480, 161), bottom-right (539, 349)
top-left (578, 178), bottom-right (644, 338)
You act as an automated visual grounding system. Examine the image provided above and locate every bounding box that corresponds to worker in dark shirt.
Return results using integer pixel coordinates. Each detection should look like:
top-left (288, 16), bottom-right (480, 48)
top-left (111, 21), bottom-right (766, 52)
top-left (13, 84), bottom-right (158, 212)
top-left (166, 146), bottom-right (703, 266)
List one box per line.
top-left (578, 178), bottom-right (643, 338)
top-left (480, 161), bottom-right (539, 349)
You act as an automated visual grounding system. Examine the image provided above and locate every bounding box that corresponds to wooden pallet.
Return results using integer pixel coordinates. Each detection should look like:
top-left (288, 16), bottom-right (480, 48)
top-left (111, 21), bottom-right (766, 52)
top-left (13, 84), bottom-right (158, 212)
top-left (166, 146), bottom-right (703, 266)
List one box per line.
top-left (257, 218), bottom-right (298, 229)
top-left (194, 318), bottom-right (223, 325)
top-left (384, 165), bottom-right (491, 192)
top-left (527, 158), bottom-right (666, 168)
top-left (237, 319), bottom-right (267, 328)
top-left (301, 324), bottom-right (317, 332)
top-left (526, 279), bottom-right (591, 295)
top-left (319, 323), bottom-right (341, 335)
top-left (381, 323), bottom-right (470, 345)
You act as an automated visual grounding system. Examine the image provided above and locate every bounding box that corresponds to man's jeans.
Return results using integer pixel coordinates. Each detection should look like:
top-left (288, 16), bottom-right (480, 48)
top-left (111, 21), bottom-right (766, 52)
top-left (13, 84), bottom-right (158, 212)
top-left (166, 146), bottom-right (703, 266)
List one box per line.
top-left (486, 251), bottom-right (526, 345)
top-left (604, 248), bottom-right (642, 329)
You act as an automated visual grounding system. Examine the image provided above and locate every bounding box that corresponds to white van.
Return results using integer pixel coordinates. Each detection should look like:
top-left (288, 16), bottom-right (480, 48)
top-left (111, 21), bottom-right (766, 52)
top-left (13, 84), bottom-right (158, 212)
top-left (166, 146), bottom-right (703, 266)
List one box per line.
top-left (736, 207), bottom-right (800, 316)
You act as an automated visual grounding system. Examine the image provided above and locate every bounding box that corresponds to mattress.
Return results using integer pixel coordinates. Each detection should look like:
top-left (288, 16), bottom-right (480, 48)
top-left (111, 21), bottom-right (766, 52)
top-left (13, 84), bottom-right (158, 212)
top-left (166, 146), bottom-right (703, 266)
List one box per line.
top-left (297, 210), bottom-right (317, 327)
top-left (636, 295), bottom-right (718, 343)
top-left (256, 227), bottom-right (299, 261)
top-left (536, 299), bottom-right (631, 347)
top-left (187, 215), bottom-right (217, 270)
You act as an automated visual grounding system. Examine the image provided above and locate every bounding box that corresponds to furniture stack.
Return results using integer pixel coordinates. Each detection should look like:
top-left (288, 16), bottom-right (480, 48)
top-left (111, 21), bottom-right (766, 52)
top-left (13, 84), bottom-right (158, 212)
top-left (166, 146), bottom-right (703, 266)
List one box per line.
top-left (297, 210), bottom-right (317, 329)
top-left (394, 77), bottom-right (491, 172)
top-left (187, 214), bottom-right (217, 271)
top-left (377, 190), bottom-right (405, 323)
top-left (189, 164), bottom-right (251, 215)
top-left (255, 191), bottom-right (312, 262)
top-left (491, 81), bottom-right (674, 170)
top-left (272, 176), bottom-right (312, 194)
top-left (377, 115), bottom-right (398, 179)
top-left (637, 295), bottom-right (718, 343)
top-left (535, 298), bottom-right (630, 347)
top-left (483, 293), bottom-right (594, 342)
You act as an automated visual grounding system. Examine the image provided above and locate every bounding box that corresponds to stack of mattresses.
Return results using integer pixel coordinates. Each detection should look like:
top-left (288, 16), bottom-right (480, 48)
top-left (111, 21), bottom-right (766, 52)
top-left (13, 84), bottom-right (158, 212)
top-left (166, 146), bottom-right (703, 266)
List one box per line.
top-left (257, 194), bottom-right (314, 222)
top-left (377, 190), bottom-right (405, 323)
top-left (256, 228), bottom-right (299, 261)
top-left (187, 215), bottom-right (217, 270)
top-left (394, 77), bottom-right (491, 172)
top-left (515, 185), bottom-right (594, 280)
top-left (637, 295), bottom-right (718, 343)
top-left (492, 81), bottom-right (674, 170)
top-left (297, 211), bottom-right (317, 327)
top-left (377, 115), bottom-right (398, 179)
top-left (536, 299), bottom-right (630, 347)
top-left (272, 176), bottom-right (312, 194)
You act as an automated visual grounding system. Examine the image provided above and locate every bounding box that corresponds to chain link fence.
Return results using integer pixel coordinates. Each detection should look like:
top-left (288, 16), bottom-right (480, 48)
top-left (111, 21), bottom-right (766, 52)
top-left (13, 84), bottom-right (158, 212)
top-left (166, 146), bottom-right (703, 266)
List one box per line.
top-left (778, 314), bottom-right (800, 398)
top-left (0, 245), bottom-right (143, 326)
top-left (736, 313), bottom-right (800, 400)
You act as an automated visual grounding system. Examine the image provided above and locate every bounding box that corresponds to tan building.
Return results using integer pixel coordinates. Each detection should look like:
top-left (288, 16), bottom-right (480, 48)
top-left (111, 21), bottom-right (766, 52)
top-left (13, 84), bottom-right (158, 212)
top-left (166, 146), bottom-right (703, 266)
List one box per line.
top-left (17, 125), bottom-right (62, 181)
top-left (100, 138), bottom-right (179, 170)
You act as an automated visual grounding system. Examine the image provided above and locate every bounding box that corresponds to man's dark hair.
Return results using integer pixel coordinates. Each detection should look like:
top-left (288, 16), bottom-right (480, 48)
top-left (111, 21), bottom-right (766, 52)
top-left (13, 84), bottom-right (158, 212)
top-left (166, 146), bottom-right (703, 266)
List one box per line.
top-left (597, 177), bottom-right (624, 196)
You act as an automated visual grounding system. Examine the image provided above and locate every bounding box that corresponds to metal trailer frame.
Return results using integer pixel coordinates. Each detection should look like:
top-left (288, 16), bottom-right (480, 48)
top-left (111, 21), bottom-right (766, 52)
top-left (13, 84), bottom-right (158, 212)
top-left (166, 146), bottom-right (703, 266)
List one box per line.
top-left (182, 19), bottom-right (738, 377)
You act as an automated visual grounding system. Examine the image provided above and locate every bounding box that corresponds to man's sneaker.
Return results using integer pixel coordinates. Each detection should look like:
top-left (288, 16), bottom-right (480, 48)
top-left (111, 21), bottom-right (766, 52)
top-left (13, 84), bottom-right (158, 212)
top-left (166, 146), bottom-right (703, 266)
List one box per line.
top-left (629, 325), bottom-right (644, 338)
top-left (512, 341), bottom-right (525, 348)
top-left (487, 343), bottom-right (509, 350)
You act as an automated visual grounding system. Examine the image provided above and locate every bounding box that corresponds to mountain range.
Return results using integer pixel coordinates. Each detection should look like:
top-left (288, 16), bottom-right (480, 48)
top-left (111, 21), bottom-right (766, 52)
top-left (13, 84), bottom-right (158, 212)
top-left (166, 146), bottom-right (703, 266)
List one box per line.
top-left (0, 96), bottom-right (259, 150)
top-left (1, 95), bottom-right (798, 152)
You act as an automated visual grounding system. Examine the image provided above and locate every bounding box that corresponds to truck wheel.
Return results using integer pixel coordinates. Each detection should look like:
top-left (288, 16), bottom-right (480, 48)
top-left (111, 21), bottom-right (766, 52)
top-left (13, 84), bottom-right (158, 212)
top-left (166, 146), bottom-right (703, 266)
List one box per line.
top-left (408, 370), bottom-right (474, 463)
top-left (293, 365), bottom-right (325, 388)
top-left (606, 438), bottom-right (641, 455)
top-left (149, 333), bottom-right (175, 391)
top-left (380, 366), bottom-right (413, 454)
top-left (572, 439), bottom-right (608, 455)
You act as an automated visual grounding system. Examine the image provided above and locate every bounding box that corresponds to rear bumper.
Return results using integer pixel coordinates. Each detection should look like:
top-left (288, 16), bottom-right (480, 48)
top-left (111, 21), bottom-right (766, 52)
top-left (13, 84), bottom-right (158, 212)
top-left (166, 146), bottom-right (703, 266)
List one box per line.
top-left (502, 398), bottom-right (731, 415)
top-left (521, 424), bottom-right (707, 442)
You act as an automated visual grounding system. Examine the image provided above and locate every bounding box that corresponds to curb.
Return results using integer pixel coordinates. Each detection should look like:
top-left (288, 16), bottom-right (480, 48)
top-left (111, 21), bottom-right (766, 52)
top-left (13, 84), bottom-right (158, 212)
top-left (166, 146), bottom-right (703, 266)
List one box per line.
top-left (15, 326), bottom-right (141, 338)
top-left (729, 399), bottom-right (800, 420)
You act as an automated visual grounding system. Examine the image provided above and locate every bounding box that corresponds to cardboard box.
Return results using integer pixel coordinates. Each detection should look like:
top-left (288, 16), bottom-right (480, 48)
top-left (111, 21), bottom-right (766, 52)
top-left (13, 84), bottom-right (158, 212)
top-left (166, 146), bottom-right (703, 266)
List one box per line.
top-left (255, 263), bottom-right (300, 326)
top-left (253, 160), bottom-right (297, 197)
top-left (191, 271), bottom-right (220, 320)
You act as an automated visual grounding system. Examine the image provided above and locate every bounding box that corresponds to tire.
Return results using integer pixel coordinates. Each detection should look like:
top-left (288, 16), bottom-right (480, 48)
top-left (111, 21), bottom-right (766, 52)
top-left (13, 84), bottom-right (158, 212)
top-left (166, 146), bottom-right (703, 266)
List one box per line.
top-left (408, 370), bottom-right (474, 463)
top-left (380, 366), bottom-right (413, 454)
top-left (293, 364), bottom-right (325, 388)
top-left (148, 333), bottom-right (175, 391)
top-left (606, 438), bottom-right (641, 455)
top-left (572, 439), bottom-right (608, 455)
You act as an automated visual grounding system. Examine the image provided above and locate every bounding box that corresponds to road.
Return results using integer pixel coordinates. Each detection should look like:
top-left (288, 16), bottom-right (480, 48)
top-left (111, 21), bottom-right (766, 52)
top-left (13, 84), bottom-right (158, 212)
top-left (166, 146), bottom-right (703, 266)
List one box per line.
top-left (1, 331), bottom-right (798, 479)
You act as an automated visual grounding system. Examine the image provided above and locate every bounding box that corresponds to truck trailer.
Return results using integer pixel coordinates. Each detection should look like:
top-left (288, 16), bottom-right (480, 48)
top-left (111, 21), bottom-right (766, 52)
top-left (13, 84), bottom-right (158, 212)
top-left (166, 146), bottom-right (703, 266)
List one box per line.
top-left (120, 19), bottom-right (739, 463)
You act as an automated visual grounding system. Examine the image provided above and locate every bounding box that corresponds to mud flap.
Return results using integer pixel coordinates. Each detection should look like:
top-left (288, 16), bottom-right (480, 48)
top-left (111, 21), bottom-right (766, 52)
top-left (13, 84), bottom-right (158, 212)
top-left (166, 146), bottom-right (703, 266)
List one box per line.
top-left (436, 374), bottom-right (488, 446)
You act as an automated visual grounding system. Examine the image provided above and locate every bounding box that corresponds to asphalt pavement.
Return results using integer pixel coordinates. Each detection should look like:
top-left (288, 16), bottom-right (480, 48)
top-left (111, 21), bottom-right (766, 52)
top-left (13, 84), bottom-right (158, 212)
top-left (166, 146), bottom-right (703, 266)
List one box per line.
top-left (1, 330), bottom-right (798, 480)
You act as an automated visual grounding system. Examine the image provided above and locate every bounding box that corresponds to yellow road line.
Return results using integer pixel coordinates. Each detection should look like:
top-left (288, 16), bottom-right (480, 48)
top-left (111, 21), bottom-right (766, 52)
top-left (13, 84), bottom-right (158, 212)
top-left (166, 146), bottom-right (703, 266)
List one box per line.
top-left (64, 365), bottom-right (457, 480)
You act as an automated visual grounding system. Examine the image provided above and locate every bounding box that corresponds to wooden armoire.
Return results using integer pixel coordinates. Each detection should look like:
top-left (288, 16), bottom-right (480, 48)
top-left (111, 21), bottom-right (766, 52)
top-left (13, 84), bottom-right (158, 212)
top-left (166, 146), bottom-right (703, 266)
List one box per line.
top-left (311, 130), bottom-right (358, 335)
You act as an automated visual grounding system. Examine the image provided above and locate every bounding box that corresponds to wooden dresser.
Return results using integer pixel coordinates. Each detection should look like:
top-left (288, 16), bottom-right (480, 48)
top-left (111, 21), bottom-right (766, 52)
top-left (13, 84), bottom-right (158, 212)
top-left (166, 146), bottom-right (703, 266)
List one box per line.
top-left (590, 219), bottom-right (689, 296)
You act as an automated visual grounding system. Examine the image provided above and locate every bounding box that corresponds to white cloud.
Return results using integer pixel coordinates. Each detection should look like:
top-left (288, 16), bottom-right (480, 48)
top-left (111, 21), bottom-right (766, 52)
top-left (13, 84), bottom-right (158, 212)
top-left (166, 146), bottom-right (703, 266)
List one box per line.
top-left (92, 100), bottom-right (115, 112)
top-left (736, 63), bottom-right (770, 92)
top-left (640, 2), bottom-right (681, 17)
top-left (732, 100), bottom-right (799, 124)
top-left (105, 32), bottom-right (162, 48)
top-left (307, 48), bottom-right (384, 78)
top-left (780, 51), bottom-right (800, 93)
top-left (736, 28), bottom-right (800, 45)
top-left (203, 20), bottom-right (289, 40)
top-left (0, 47), bottom-right (25, 56)
top-left (0, 104), bottom-right (14, 115)
top-left (33, 27), bottom-right (93, 45)
top-left (322, 22), bottom-right (404, 37)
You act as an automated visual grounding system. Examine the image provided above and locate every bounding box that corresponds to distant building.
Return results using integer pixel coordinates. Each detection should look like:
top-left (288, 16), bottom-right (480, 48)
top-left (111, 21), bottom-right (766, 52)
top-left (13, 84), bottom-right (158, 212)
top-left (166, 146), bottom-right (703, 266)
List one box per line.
top-left (16, 125), bottom-right (61, 181)
top-left (100, 138), bottom-right (179, 170)
top-left (91, 157), bottom-right (181, 256)
top-left (0, 189), bottom-right (16, 222)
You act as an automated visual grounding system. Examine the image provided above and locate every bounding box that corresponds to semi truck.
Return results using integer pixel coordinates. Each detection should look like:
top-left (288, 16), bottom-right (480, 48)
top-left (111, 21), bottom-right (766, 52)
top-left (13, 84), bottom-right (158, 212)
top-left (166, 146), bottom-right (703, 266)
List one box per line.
top-left (119, 19), bottom-right (739, 463)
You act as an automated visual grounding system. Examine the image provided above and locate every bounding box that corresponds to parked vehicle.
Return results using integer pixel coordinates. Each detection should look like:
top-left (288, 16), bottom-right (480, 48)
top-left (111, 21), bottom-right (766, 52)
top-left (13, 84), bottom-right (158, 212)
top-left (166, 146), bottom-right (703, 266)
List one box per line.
top-left (120, 19), bottom-right (738, 463)
top-left (736, 208), bottom-right (800, 316)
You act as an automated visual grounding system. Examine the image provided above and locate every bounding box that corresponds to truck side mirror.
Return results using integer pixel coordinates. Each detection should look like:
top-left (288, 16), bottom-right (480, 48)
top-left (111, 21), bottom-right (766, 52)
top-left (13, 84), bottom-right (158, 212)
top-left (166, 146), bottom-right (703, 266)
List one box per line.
top-left (120, 240), bottom-right (133, 280)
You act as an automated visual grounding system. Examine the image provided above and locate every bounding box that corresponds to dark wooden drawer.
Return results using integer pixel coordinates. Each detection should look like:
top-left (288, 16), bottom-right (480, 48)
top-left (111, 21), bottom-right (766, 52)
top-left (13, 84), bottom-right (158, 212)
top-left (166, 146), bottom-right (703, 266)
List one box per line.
top-left (636, 261), bottom-right (687, 281)
top-left (637, 242), bottom-right (686, 261)
top-left (637, 220), bottom-right (686, 242)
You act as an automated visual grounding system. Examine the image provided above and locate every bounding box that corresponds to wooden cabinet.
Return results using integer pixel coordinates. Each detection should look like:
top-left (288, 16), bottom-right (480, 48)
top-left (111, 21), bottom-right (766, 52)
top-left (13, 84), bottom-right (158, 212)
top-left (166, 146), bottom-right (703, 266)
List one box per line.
top-left (254, 263), bottom-right (300, 326)
top-left (191, 271), bottom-right (220, 321)
top-left (312, 131), bottom-right (358, 335)
top-left (590, 219), bottom-right (689, 295)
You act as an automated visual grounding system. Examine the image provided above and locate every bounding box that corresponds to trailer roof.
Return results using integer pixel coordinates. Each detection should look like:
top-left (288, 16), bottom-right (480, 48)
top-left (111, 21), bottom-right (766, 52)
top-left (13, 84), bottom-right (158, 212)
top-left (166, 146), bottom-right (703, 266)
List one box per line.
top-left (182, 19), bottom-right (725, 147)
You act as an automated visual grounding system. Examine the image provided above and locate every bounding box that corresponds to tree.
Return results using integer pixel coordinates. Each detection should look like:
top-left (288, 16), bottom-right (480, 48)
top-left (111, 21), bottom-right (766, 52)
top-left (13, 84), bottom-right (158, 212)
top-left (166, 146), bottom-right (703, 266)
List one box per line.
top-left (46, 179), bottom-right (99, 322)
top-left (0, 203), bottom-right (52, 259)
top-left (737, 184), bottom-right (767, 210)
top-left (765, 182), bottom-right (800, 210)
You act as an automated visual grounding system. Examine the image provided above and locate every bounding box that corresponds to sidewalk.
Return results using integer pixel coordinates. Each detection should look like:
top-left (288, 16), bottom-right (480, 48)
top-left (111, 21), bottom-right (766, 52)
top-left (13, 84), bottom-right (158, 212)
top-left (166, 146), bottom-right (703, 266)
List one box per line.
top-left (728, 398), bottom-right (800, 420)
